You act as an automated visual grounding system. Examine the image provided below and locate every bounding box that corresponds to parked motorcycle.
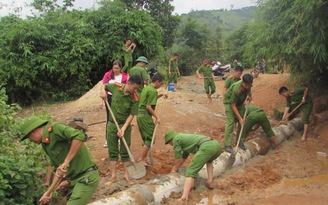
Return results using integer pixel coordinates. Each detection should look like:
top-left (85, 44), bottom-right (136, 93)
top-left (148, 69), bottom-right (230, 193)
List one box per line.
top-left (250, 61), bottom-right (262, 78)
top-left (211, 61), bottom-right (231, 79)
top-left (146, 65), bottom-right (158, 79)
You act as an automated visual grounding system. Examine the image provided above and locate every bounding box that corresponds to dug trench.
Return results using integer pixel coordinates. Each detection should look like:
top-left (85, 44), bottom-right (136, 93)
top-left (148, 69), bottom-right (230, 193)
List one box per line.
top-left (18, 71), bottom-right (328, 204)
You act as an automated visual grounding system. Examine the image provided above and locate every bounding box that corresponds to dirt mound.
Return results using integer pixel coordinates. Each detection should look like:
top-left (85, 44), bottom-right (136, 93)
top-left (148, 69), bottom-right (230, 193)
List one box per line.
top-left (68, 81), bottom-right (102, 112)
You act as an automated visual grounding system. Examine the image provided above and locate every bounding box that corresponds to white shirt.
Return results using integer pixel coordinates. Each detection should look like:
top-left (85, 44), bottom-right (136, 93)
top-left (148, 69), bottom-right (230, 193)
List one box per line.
top-left (107, 74), bottom-right (122, 95)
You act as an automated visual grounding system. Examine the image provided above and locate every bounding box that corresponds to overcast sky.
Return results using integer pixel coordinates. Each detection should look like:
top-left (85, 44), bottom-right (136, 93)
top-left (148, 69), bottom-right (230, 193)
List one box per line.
top-left (0, 0), bottom-right (257, 17)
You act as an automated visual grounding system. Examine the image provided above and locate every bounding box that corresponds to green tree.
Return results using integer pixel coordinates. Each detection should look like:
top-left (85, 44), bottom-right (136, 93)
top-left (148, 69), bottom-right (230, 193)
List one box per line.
top-left (235, 0), bottom-right (328, 82)
top-left (0, 0), bottom-right (162, 105)
top-left (120, 0), bottom-right (180, 48)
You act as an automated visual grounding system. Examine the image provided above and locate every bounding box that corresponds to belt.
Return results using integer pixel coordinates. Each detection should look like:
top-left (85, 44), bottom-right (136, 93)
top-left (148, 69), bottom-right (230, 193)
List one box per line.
top-left (138, 110), bottom-right (150, 115)
top-left (197, 138), bottom-right (213, 148)
top-left (83, 166), bottom-right (98, 174)
top-left (71, 166), bottom-right (98, 180)
top-left (248, 109), bottom-right (264, 115)
top-left (109, 119), bottom-right (126, 124)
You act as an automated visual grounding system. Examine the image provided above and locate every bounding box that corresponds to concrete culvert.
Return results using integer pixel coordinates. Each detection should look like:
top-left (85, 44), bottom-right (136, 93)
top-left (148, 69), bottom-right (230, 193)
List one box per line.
top-left (89, 118), bottom-right (303, 205)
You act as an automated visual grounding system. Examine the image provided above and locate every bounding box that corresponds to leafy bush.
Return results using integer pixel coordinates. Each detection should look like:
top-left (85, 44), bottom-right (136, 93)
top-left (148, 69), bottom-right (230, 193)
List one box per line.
top-left (0, 0), bottom-right (163, 106)
top-left (0, 86), bottom-right (48, 205)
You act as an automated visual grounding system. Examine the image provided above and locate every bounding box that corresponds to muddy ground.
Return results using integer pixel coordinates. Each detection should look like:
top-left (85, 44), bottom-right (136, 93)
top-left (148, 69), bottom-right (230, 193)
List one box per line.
top-left (19, 70), bottom-right (328, 205)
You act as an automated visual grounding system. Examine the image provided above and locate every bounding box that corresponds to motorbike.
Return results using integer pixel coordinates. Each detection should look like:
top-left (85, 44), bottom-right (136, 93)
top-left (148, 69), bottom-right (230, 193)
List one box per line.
top-left (250, 61), bottom-right (262, 78)
top-left (146, 65), bottom-right (158, 79)
top-left (211, 61), bottom-right (231, 79)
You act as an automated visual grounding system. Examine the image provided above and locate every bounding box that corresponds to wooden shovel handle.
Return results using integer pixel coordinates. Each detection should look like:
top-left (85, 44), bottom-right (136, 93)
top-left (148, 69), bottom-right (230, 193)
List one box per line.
top-left (275, 102), bottom-right (303, 127)
top-left (234, 103), bottom-right (249, 153)
top-left (39, 165), bottom-right (67, 205)
top-left (104, 100), bottom-right (136, 164)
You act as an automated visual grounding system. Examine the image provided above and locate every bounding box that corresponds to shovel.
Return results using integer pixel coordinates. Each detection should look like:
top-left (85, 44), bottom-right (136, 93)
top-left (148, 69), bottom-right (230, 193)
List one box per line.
top-left (149, 123), bottom-right (159, 166)
top-left (275, 102), bottom-right (302, 127)
top-left (104, 100), bottom-right (146, 179)
top-left (149, 100), bottom-right (165, 165)
top-left (226, 103), bottom-right (249, 168)
top-left (39, 165), bottom-right (68, 205)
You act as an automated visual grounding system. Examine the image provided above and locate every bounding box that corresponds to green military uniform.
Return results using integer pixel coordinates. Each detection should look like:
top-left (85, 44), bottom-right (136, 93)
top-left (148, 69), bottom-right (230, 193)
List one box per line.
top-left (232, 62), bottom-right (242, 69)
top-left (223, 81), bottom-right (251, 146)
top-left (42, 123), bottom-right (99, 205)
top-left (224, 76), bottom-right (241, 89)
top-left (137, 84), bottom-right (158, 147)
top-left (168, 58), bottom-right (179, 83)
top-left (197, 65), bottom-right (216, 94)
top-left (105, 83), bottom-right (139, 162)
top-left (172, 133), bottom-right (222, 178)
top-left (286, 87), bottom-right (313, 124)
top-left (239, 105), bottom-right (275, 143)
top-left (129, 64), bottom-right (150, 96)
top-left (122, 44), bottom-right (133, 73)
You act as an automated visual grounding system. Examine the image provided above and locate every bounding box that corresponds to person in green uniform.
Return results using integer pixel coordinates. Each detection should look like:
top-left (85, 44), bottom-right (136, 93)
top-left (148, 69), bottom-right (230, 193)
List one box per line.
top-left (223, 74), bottom-right (253, 153)
top-left (166, 53), bottom-right (181, 90)
top-left (100, 75), bottom-right (142, 186)
top-left (223, 66), bottom-right (244, 135)
top-left (129, 56), bottom-right (150, 96)
top-left (196, 58), bottom-right (216, 103)
top-left (137, 74), bottom-right (167, 166)
top-left (279, 86), bottom-right (313, 140)
top-left (223, 66), bottom-right (244, 95)
top-left (164, 130), bottom-right (222, 202)
top-left (238, 105), bottom-right (276, 147)
top-left (231, 58), bottom-right (242, 69)
top-left (122, 39), bottom-right (136, 74)
top-left (18, 116), bottom-right (99, 205)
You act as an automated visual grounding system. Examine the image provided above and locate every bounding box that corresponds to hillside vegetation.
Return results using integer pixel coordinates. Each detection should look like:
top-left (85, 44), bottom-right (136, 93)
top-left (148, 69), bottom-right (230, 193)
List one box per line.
top-left (181, 6), bottom-right (257, 35)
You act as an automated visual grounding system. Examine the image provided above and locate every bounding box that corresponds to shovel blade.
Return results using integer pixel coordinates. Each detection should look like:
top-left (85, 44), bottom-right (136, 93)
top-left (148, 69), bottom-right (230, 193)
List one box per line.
top-left (127, 161), bottom-right (146, 179)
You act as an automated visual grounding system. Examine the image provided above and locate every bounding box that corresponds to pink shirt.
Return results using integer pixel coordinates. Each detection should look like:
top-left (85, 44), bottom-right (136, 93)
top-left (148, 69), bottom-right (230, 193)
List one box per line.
top-left (102, 70), bottom-right (128, 84)
top-left (102, 70), bottom-right (128, 95)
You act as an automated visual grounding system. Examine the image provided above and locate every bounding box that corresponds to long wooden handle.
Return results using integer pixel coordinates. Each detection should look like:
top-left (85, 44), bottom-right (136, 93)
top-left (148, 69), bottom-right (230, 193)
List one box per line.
top-left (104, 100), bottom-right (136, 165)
top-left (287, 102), bottom-right (303, 117)
top-left (150, 102), bottom-right (165, 148)
top-left (150, 124), bottom-right (159, 148)
top-left (39, 165), bottom-right (67, 205)
top-left (234, 103), bottom-right (249, 153)
top-left (275, 102), bottom-right (303, 127)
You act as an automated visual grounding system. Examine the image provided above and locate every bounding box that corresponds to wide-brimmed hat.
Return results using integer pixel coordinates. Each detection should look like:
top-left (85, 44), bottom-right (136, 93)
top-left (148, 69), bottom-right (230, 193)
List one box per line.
top-left (136, 56), bottom-right (148, 64)
top-left (164, 130), bottom-right (178, 144)
top-left (19, 116), bottom-right (49, 141)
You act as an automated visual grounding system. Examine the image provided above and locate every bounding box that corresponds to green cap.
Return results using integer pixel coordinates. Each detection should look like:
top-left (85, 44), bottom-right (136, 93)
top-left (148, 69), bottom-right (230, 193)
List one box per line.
top-left (19, 116), bottom-right (49, 141)
top-left (164, 130), bottom-right (177, 144)
top-left (136, 56), bottom-right (148, 64)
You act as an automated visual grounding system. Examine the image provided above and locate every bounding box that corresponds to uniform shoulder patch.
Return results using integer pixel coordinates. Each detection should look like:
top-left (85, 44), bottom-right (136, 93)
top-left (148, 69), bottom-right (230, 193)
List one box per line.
top-left (114, 82), bottom-right (122, 87)
top-left (237, 87), bottom-right (245, 94)
top-left (131, 93), bottom-right (139, 102)
top-left (44, 136), bottom-right (50, 144)
top-left (47, 126), bottom-right (53, 133)
top-left (289, 90), bottom-right (295, 96)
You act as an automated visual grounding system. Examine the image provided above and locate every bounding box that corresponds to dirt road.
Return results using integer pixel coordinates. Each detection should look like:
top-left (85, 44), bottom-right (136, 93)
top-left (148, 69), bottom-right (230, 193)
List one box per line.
top-left (19, 72), bottom-right (328, 204)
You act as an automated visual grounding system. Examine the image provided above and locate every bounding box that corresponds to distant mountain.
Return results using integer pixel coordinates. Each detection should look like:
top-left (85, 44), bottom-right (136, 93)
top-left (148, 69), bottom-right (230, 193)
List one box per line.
top-left (180, 6), bottom-right (257, 35)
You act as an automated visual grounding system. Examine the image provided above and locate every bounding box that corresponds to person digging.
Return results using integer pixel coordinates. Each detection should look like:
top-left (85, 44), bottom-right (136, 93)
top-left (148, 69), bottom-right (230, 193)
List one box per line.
top-left (137, 73), bottom-right (167, 166)
top-left (100, 75), bottom-right (142, 186)
top-left (165, 130), bottom-right (222, 202)
top-left (279, 86), bottom-right (313, 140)
top-left (18, 116), bottom-right (99, 205)
top-left (238, 105), bottom-right (277, 148)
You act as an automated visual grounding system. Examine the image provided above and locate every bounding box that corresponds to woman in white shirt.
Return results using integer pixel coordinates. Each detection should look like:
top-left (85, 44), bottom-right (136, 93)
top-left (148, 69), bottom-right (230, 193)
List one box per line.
top-left (100, 60), bottom-right (128, 147)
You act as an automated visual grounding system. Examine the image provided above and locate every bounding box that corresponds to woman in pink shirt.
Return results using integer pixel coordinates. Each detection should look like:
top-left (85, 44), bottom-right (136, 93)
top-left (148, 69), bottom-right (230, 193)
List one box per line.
top-left (100, 60), bottom-right (128, 147)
